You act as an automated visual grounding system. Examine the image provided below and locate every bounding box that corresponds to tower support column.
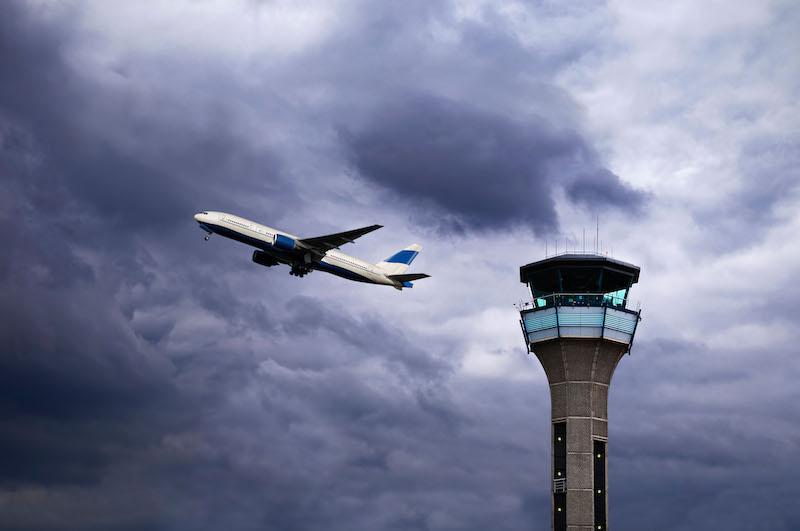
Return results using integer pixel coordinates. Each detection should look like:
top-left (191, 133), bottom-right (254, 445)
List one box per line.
top-left (536, 339), bottom-right (624, 530)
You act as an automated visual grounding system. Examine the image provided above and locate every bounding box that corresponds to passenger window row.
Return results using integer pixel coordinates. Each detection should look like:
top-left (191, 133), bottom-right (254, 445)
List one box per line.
top-left (225, 218), bottom-right (250, 229)
top-left (336, 255), bottom-right (370, 271)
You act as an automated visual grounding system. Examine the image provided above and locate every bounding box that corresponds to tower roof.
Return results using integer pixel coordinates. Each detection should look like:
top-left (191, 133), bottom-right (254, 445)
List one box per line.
top-left (520, 253), bottom-right (640, 294)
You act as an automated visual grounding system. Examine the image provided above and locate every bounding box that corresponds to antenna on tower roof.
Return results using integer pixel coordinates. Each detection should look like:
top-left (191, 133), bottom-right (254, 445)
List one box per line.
top-left (595, 214), bottom-right (600, 254)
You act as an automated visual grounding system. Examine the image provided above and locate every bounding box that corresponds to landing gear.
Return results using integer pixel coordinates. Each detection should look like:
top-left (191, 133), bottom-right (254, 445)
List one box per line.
top-left (290, 264), bottom-right (312, 277)
top-left (204, 233), bottom-right (211, 241)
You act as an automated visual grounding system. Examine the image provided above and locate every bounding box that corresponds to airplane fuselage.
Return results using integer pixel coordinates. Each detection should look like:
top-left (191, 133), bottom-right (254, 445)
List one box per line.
top-left (194, 211), bottom-right (408, 288)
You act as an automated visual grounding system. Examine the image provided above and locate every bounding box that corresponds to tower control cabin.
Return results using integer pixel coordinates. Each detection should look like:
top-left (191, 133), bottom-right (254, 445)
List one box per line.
top-left (518, 254), bottom-right (641, 531)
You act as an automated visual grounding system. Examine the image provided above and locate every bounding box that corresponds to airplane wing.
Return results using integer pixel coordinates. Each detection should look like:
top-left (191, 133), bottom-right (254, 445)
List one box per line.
top-left (298, 224), bottom-right (383, 253)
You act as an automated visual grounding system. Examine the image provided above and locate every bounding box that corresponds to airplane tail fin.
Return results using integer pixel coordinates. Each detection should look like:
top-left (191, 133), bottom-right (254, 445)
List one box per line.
top-left (376, 244), bottom-right (421, 275)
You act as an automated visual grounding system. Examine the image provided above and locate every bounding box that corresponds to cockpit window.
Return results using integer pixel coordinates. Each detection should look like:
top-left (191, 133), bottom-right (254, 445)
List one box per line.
top-left (202, 211), bottom-right (209, 215)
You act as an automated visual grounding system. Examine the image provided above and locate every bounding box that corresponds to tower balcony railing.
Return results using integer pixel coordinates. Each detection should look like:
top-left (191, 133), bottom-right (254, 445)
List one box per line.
top-left (517, 293), bottom-right (641, 349)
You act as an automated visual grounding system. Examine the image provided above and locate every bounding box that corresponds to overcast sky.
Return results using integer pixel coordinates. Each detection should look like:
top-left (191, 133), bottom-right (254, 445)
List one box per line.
top-left (2, 1), bottom-right (799, 530)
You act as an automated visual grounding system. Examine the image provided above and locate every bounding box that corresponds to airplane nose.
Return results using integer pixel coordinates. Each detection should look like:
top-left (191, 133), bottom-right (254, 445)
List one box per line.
top-left (194, 211), bottom-right (212, 223)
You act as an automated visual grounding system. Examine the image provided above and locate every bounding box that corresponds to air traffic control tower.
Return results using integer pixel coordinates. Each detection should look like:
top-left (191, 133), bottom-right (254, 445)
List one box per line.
top-left (518, 254), bottom-right (641, 531)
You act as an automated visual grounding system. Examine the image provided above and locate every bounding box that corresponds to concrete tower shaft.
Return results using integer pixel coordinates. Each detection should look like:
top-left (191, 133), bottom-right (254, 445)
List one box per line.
top-left (518, 254), bottom-right (641, 531)
top-left (535, 340), bottom-right (626, 531)
top-left (535, 339), bottom-right (626, 438)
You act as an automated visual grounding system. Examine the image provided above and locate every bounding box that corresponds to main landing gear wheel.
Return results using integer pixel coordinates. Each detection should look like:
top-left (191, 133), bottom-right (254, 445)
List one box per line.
top-left (290, 264), bottom-right (312, 277)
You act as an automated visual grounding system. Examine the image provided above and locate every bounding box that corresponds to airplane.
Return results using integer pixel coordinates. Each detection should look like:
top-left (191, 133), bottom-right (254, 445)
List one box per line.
top-left (193, 211), bottom-right (430, 290)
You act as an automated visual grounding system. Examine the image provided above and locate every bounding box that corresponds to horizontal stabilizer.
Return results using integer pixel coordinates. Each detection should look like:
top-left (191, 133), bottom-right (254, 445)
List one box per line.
top-left (387, 273), bottom-right (430, 282)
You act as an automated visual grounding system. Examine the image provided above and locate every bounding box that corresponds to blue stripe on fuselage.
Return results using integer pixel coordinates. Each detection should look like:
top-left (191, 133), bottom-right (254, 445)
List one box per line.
top-left (315, 260), bottom-right (372, 283)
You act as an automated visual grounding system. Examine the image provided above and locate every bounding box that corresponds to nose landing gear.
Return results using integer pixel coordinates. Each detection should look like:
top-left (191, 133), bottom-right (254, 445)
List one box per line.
top-left (204, 233), bottom-right (211, 241)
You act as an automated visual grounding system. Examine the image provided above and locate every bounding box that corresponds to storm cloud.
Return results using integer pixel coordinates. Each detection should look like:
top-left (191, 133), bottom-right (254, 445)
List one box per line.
top-left (1, 1), bottom-right (799, 530)
top-left (343, 93), bottom-right (643, 234)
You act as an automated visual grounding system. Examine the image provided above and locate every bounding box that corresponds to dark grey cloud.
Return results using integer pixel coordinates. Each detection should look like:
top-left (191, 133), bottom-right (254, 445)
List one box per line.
top-left (687, 133), bottom-right (800, 255)
top-left (0, 1), bottom-right (290, 244)
top-left (0, 0), bottom-right (274, 504)
top-left (566, 168), bottom-right (648, 210)
top-left (342, 93), bottom-right (644, 234)
top-left (604, 337), bottom-right (800, 530)
top-left (734, 135), bottom-right (800, 224)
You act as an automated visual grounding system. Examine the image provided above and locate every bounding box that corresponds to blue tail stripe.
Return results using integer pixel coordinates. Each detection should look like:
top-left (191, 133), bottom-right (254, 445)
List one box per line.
top-left (385, 250), bottom-right (418, 265)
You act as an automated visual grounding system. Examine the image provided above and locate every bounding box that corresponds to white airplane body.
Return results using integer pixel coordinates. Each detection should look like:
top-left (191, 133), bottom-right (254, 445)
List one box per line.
top-left (194, 211), bottom-right (429, 290)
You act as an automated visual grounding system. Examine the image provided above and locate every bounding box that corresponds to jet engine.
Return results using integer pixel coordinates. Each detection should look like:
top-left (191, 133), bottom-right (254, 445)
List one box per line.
top-left (252, 250), bottom-right (279, 268)
top-left (273, 234), bottom-right (297, 251)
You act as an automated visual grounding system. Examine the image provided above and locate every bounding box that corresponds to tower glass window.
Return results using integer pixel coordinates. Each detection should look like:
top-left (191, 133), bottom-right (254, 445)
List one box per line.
top-left (521, 254), bottom-right (640, 311)
top-left (603, 289), bottom-right (628, 308)
top-left (594, 440), bottom-right (607, 530)
top-left (554, 492), bottom-right (566, 531)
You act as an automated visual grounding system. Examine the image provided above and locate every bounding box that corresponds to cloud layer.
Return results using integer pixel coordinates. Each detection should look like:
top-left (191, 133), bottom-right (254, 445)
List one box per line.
top-left (1, 1), bottom-right (799, 530)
